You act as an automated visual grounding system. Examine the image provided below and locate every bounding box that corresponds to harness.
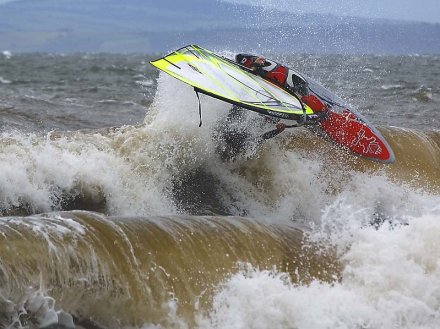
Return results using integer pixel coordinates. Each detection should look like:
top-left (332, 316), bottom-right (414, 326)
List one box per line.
top-left (254, 60), bottom-right (288, 86)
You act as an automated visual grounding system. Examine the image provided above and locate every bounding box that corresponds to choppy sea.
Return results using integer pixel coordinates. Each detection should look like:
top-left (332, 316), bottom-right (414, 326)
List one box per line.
top-left (0, 51), bottom-right (439, 329)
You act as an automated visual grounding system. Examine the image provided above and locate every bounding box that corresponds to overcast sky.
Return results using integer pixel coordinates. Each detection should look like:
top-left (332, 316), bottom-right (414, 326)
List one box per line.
top-left (224, 0), bottom-right (440, 24)
top-left (0, 0), bottom-right (439, 24)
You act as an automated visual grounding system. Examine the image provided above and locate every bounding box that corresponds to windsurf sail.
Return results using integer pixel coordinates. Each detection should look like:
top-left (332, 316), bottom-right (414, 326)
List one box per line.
top-left (150, 45), bottom-right (313, 121)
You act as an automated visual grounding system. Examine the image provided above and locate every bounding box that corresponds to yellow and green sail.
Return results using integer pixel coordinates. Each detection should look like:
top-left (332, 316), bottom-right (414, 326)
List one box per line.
top-left (150, 45), bottom-right (312, 121)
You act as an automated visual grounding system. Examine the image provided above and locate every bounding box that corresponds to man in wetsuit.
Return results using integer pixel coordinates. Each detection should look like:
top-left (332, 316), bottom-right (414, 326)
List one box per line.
top-left (235, 53), bottom-right (327, 133)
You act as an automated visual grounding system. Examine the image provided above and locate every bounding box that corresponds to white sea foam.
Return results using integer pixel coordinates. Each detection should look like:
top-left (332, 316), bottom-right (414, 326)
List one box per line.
top-left (0, 76), bottom-right (11, 84)
top-left (190, 166), bottom-right (440, 329)
top-left (146, 73), bottom-right (330, 222)
top-left (136, 79), bottom-right (154, 87)
top-left (0, 73), bottom-right (228, 216)
top-left (0, 129), bottom-right (175, 215)
top-left (2, 50), bottom-right (12, 59)
top-left (380, 84), bottom-right (402, 90)
top-left (197, 205), bottom-right (440, 329)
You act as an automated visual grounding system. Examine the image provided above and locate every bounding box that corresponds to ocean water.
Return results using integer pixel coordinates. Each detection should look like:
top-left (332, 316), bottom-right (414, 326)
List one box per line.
top-left (0, 51), bottom-right (439, 329)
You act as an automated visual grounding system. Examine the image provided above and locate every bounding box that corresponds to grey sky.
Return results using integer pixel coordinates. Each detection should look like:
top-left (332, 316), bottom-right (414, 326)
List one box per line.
top-left (223, 0), bottom-right (440, 24)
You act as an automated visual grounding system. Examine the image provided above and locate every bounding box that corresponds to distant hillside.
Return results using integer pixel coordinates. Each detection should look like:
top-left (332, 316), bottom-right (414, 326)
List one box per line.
top-left (1, 0), bottom-right (439, 54)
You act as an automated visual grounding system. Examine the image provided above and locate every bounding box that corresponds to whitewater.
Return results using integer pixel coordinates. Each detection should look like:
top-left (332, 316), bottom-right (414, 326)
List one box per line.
top-left (0, 52), bottom-right (439, 328)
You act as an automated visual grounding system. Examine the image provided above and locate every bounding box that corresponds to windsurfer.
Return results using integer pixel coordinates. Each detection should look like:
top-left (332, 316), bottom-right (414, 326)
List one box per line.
top-left (235, 54), bottom-right (328, 129)
top-left (150, 45), bottom-right (395, 163)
